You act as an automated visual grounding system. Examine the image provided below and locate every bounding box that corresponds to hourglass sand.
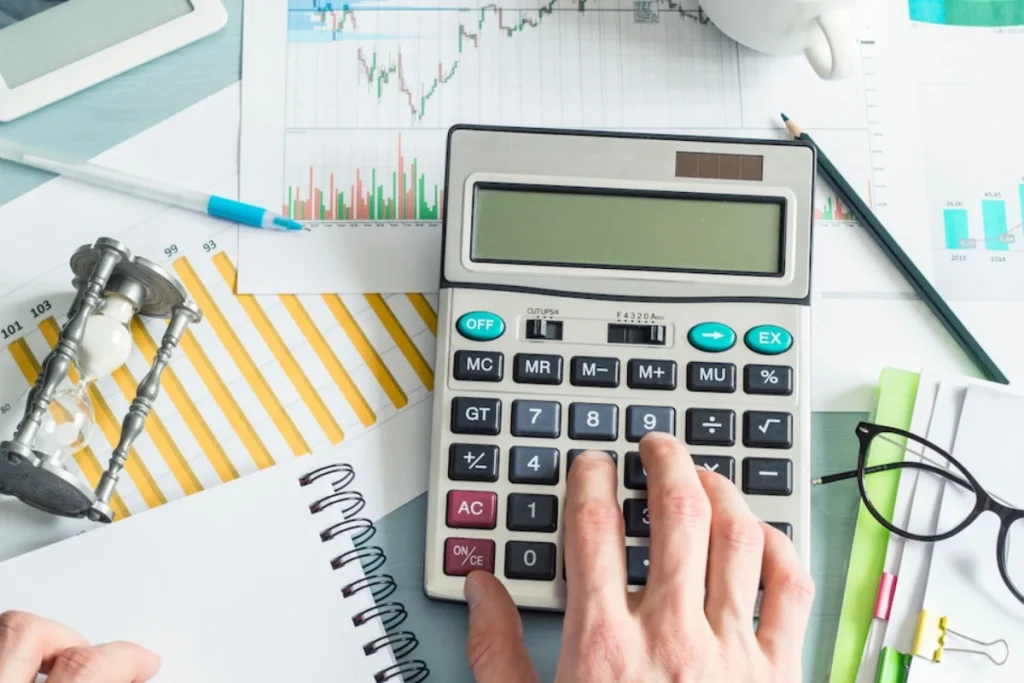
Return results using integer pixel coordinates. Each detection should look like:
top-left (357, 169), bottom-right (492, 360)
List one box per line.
top-left (0, 237), bottom-right (202, 522)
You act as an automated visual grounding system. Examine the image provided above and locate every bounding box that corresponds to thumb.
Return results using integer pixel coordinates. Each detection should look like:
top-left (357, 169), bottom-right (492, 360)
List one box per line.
top-left (464, 571), bottom-right (539, 683)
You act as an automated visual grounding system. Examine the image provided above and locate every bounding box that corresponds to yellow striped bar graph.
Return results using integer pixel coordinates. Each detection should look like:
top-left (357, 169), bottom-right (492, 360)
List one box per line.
top-left (0, 245), bottom-right (436, 520)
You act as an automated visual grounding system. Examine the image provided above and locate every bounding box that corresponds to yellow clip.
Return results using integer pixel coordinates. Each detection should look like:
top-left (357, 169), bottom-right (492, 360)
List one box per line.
top-left (912, 610), bottom-right (1009, 666)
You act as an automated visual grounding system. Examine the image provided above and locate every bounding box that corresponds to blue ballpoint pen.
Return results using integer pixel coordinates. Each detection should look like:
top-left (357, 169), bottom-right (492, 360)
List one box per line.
top-left (0, 138), bottom-right (305, 231)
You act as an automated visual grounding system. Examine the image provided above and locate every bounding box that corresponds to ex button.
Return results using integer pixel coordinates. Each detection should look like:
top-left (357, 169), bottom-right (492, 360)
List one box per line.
top-left (456, 311), bottom-right (505, 341)
top-left (745, 325), bottom-right (792, 355)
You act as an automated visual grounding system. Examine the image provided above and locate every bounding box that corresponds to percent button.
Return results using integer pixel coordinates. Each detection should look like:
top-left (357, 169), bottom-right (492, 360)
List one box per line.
top-left (744, 364), bottom-right (793, 396)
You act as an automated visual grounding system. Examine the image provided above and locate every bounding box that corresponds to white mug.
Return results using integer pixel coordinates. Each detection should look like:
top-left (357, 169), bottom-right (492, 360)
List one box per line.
top-left (699, 0), bottom-right (861, 80)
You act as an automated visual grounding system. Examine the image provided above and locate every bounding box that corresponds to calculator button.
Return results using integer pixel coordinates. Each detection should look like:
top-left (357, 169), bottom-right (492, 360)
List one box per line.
top-left (507, 493), bottom-right (559, 532)
top-left (744, 365), bottom-right (793, 395)
top-left (687, 322), bottom-right (736, 353)
top-left (743, 411), bottom-right (793, 449)
top-left (624, 452), bottom-right (647, 490)
top-left (768, 522), bottom-right (793, 539)
top-left (509, 447), bottom-right (560, 485)
top-left (451, 397), bottom-right (501, 435)
top-left (444, 537), bottom-right (495, 576)
top-left (627, 359), bottom-right (677, 390)
top-left (744, 325), bottom-right (793, 355)
top-left (570, 356), bottom-right (620, 387)
top-left (742, 458), bottom-right (793, 496)
top-left (626, 546), bottom-right (649, 585)
top-left (446, 490), bottom-right (498, 528)
top-left (686, 362), bottom-right (736, 393)
top-left (511, 400), bottom-right (561, 438)
top-left (568, 403), bottom-right (618, 441)
top-left (692, 454), bottom-right (735, 482)
top-left (456, 311), bottom-right (505, 341)
top-left (513, 353), bottom-right (563, 385)
top-left (567, 449), bottom-right (618, 470)
top-left (626, 405), bottom-right (676, 442)
top-left (623, 499), bottom-right (650, 537)
top-left (505, 541), bottom-right (557, 581)
top-left (685, 408), bottom-right (735, 446)
top-left (526, 319), bottom-right (563, 340)
top-left (453, 350), bottom-right (503, 382)
top-left (448, 444), bottom-right (499, 482)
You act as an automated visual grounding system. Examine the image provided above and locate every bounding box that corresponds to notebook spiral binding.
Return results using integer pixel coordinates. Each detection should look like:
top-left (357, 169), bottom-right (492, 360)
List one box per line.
top-left (299, 462), bottom-right (430, 683)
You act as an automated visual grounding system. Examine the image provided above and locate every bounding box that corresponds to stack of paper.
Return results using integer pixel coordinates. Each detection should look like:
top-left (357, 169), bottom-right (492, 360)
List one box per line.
top-left (854, 374), bottom-right (1024, 683)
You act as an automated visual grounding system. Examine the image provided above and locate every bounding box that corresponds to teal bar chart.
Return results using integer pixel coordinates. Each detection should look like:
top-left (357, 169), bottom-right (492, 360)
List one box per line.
top-left (943, 207), bottom-right (970, 249)
top-left (982, 198), bottom-right (1010, 250)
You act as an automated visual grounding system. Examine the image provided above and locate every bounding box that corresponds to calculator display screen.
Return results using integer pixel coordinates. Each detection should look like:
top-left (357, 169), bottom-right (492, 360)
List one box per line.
top-left (470, 184), bottom-right (784, 275)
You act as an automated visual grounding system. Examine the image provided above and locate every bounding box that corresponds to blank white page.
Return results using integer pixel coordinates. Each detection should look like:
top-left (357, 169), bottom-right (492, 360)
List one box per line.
top-left (0, 457), bottom-right (387, 682)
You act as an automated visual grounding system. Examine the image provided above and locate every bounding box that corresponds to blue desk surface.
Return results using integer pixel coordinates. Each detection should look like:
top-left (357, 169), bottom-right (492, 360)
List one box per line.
top-left (0, 1), bottom-right (864, 679)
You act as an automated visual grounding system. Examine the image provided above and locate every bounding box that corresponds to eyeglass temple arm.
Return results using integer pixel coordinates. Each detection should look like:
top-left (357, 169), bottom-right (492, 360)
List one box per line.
top-left (813, 460), bottom-right (972, 489)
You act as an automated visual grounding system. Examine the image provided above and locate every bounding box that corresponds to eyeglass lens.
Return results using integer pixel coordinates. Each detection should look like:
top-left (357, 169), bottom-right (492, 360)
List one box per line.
top-left (864, 431), bottom-right (977, 538)
top-left (1006, 517), bottom-right (1024, 594)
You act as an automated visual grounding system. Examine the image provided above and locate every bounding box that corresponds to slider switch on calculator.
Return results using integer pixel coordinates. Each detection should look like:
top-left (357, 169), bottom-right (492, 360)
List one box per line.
top-left (608, 323), bottom-right (666, 345)
top-left (526, 319), bottom-right (563, 340)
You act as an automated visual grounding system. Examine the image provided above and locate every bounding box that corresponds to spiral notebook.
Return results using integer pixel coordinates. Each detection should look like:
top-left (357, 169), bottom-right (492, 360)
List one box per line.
top-left (0, 402), bottom-right (434, 682)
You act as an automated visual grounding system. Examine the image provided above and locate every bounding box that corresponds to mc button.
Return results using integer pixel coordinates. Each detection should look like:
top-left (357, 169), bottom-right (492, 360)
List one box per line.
top-left (745, 325), bottom-right (792, 355)
top-left (456, 311), bottom-right (505, 341)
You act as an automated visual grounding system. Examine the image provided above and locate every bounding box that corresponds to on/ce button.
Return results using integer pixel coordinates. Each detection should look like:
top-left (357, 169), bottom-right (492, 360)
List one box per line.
top-left (456, 311), bottom-right (505, 341)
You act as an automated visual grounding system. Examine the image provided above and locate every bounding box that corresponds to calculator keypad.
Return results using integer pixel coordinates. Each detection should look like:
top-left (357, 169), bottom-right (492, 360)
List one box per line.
top-left (429, 291), bottom-right (807, 610)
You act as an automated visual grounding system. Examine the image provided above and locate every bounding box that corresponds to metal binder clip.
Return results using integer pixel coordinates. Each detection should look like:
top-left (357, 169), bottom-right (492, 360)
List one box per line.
top-left (912, 610), bottom-right (1009, 666)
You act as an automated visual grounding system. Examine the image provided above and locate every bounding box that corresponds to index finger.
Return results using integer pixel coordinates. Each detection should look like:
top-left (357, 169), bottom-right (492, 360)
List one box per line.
top-left (563, 450), bottom-right (628, 618)
top-left (0, 610), bottom-right (88, 683)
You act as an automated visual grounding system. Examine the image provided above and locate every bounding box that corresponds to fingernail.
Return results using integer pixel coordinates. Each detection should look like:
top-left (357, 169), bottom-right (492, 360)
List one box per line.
top-left (577, 449), bottom-right (611, 460)
top-left (464, 573), bottom-right (485, 608)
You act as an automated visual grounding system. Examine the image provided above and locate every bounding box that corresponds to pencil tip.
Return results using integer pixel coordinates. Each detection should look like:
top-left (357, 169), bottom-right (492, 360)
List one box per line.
top-left (780, 112), bottom-right (790, 122)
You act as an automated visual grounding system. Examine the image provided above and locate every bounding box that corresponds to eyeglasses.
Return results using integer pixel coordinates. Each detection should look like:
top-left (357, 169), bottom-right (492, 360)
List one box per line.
top-left (816, 421), bottom-right (1024, 605)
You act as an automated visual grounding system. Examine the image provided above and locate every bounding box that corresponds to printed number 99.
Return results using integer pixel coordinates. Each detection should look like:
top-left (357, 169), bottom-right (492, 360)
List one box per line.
top-left (164, 244), bottom-right (179, 258)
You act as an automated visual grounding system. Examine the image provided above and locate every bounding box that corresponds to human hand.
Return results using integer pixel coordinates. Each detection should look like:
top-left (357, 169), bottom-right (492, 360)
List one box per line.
top-left (463, 431), bottom-right (815, 682)
top-left (0, 610), bottom-right (160, 682)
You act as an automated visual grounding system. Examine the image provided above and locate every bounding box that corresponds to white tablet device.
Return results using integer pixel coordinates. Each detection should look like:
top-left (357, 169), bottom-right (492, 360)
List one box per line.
top-left (0, 0), bottom-right (227, 122)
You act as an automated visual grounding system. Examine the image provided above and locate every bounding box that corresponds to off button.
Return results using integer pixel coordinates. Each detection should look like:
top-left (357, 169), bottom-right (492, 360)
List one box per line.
top-left (456, 311), bottom-right (505, 341)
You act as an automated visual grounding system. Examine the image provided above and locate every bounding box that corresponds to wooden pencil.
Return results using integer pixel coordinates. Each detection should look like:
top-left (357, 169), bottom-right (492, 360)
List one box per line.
top-left (781, 113), bottom-right (1008, 385)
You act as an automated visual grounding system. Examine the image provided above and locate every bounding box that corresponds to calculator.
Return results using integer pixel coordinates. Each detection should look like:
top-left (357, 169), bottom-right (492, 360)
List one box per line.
top-left (424, 125), bottom-right (815, 611)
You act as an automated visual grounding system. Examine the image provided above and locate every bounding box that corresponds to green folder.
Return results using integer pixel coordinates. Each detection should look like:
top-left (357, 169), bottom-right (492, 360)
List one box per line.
top-left (827, 368), bottom-right (921, 683)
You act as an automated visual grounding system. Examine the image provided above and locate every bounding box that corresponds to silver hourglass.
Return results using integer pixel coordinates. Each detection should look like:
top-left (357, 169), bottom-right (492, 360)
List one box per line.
top-left (0, 237), bottom-right (202, 523)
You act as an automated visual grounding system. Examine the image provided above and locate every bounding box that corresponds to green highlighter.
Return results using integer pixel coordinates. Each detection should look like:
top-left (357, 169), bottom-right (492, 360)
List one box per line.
top-left (876, 647), bottom-right (911, 683)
